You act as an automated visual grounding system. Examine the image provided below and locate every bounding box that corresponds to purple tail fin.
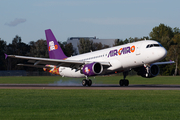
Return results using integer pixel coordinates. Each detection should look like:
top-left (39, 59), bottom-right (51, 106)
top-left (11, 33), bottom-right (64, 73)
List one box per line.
top-left (45, 29), bottom-right (67, 59)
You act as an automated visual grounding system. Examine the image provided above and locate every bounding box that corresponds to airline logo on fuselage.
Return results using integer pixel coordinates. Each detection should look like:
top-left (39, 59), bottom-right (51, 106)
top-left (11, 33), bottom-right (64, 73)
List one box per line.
top-left (108, 45), bottom-right (135, 57)
top-left (85, 67), bottom-right (90, 74)
top-left (49, 41), bottom-right (58, 51)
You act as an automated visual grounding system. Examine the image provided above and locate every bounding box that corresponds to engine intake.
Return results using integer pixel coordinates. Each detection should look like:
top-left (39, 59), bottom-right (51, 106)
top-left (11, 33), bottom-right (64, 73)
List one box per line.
top-left (135, 64), bottom-right (159, 78)
top-left (82, 62), bottom-right (103, 76)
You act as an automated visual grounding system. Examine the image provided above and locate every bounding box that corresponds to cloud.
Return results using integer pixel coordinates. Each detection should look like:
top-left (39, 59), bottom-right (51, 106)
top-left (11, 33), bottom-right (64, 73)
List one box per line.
top-left (5, 18), bottom-right (26, 26)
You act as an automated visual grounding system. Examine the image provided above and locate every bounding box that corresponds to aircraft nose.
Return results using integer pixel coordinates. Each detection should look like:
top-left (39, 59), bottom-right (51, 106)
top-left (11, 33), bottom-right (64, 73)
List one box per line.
top-left (158, 47), bottom-right (167, 58)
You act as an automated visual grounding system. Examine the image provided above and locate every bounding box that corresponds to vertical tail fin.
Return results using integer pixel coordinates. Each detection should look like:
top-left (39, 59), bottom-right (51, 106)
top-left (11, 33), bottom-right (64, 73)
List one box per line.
top-left (45, 29), bottom-right (67, 59)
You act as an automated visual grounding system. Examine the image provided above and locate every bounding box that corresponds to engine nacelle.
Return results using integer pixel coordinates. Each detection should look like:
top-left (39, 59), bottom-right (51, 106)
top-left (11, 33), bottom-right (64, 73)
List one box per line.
top-left (43, 65), bottom-right (60, 75)
top-left (82, 62), bottom-right (103, 76)
top-left (135, 64), bottom-right (159, 78)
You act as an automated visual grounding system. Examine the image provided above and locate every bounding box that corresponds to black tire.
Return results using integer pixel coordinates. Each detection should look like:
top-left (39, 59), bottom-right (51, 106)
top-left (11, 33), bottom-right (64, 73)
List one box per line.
top-left (119, 80), bottom-right (124, 86)
top-left (88, 79), bottom-right (92, 86)
top-left (124, 79), bottom-right (129, 86)
top-left (82, 79), bottom-right (87, 86)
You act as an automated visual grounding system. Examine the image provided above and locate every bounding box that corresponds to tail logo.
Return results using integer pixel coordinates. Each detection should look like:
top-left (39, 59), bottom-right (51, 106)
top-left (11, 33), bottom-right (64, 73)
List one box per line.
top-left (49, 41), bottom-right (58, 51)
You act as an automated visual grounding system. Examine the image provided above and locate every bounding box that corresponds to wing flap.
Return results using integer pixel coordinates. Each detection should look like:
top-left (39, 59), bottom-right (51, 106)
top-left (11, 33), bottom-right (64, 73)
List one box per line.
top-left (17, 64), bottom-right (52, 68)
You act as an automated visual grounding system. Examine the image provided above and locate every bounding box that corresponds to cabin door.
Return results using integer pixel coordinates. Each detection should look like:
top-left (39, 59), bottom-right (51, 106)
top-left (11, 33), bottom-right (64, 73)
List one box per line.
top-left (136, 43), bottom-right (141, 55)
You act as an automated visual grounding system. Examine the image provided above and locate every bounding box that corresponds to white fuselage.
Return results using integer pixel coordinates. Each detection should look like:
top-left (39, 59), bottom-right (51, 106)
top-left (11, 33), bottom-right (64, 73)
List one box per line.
top-left (59, 40), bottom-right (167, 77)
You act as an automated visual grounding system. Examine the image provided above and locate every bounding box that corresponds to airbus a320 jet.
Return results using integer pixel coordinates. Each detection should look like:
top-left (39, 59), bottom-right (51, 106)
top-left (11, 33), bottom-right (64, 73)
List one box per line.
top-left (6, 29), bottom-right (174, 86)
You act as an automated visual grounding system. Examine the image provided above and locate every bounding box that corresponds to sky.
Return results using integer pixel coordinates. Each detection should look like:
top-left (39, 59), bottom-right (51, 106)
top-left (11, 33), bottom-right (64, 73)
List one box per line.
top-left (0, 0), bottom-right (180, 44)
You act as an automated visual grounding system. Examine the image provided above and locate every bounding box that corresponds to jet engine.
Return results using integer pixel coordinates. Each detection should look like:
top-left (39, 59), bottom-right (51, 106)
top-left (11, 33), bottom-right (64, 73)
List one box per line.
top-left (82, 62), bottom-right (103, 76)
top-left (43, 65), bottom-right (60, 75)
top-left (135, 64), bottom-right (159, 78)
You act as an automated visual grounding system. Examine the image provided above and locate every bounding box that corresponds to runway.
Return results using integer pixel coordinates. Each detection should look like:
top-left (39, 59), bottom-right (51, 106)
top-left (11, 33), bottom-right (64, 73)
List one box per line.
top-left (0, 84), bottom-right (180, 90)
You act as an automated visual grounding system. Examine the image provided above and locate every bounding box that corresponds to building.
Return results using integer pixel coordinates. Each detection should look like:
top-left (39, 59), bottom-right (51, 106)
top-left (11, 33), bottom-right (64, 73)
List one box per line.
top-left (67, 37), bottom-right (116, 54)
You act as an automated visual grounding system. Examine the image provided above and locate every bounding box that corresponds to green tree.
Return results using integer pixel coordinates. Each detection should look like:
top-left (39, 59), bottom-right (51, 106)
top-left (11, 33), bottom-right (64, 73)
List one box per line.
top-left (166, 45), bottom-right (180, 75)
top-left (0, 39), bottom-right (7, 70)
top-left (28, 39), bottom-right (48, 72)
top-left (6, 35), bottom-right (30, 70)
top-left (78, 38), bottom-right (93, 54)
top-left (140, 36), bottom-right (150, 40)
top-left (103, 44), bottom-right (110, 49)
top-left (92, 42), bottom-right (110, 51)
top-left (29, 39), bottom-right (48, 58)
top-left (113, 39), bottom-right (124, 46)
top-left (124, 38), bottom-right (129, 44)
top-left (149, 23), bottom-right (174, 41)
top-left (149, 24), bottom-right (174, 50)
top-left (166, 33), bottom-right (180, 75)
top-left (173, 27), bottom-right (180, 35)
top-left (58, 41), bottom-right (66, 54)
top-left (64, 43), bottom-right (74, 57)
top-left (171, 33), bottom-right (180, 44)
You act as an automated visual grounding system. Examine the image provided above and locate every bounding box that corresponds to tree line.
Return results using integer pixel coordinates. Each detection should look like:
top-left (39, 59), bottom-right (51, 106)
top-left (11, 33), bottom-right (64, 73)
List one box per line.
top-left (0, 23), bottom-right (180, 75)
top-left (0, 37), bottom-right (74, 71)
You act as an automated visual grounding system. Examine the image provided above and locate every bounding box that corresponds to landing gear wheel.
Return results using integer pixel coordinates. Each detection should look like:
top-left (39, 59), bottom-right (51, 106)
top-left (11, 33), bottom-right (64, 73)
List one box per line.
top-left (124, 79), bottom-right (129, 86)
top-left (119, 80), bottom-right (124, 86)
top-left (82, 79), bottom-right (87, 86)
top-left (88, 79), bottom-right (92, 86)
top-left (119, 79), bottom-right (129, 86)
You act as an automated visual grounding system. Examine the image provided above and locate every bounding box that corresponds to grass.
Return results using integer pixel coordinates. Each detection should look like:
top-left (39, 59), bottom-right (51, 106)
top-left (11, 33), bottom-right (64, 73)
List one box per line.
top-left (93, 76), bottom-right (180, 85)
top-left (0, 89), bottom-right (180, 120)
top-left (0, 75), bottom-right (180, 85)
top-left (0, 76), bottom-right (61, 84)
top-left (0, 76), bottom-right (180, 119)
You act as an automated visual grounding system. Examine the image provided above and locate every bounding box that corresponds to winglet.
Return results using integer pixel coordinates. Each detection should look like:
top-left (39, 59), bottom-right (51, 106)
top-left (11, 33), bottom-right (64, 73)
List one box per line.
top-left (4, 53), bottom-right (8, 59)
top-left (45, 29), bottom-right (67, 60)
top-left (169, 60), bottom-right (175, 64)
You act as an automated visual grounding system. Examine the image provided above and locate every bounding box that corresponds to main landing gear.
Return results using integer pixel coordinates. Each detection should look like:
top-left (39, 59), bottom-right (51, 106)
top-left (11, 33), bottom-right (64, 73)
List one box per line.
top-left (119, 71), bottom-right (129, 86)
top-left (82, 76), bottom-right (92, 86)
top-left (82, 79), bottom-right (92, 86)
top-left (82, 72), bottom-right (130, 87)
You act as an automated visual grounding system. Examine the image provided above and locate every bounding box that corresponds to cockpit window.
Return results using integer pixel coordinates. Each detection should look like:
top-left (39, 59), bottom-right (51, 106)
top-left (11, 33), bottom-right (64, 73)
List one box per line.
top-left (146, 44), bottom-right (161, 48)
top-left (153, 44), bottom-right (160, 47)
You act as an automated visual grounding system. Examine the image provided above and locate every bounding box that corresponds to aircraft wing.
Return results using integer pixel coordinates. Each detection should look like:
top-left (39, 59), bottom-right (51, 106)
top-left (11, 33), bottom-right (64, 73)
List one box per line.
top-left (152, 61), bottom-right (175, 65)
top-left (7, 55), bottom-right (111, 69)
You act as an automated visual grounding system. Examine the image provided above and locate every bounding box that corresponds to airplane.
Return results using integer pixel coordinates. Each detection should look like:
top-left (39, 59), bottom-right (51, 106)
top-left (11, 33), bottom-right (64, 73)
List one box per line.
top-left (6, 29), bottom-right (175, 87)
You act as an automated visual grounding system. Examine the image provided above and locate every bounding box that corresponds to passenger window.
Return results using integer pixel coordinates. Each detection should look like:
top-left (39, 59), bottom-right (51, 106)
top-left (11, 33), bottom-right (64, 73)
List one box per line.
top-left (146, 45), bottom-right (149, 48)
